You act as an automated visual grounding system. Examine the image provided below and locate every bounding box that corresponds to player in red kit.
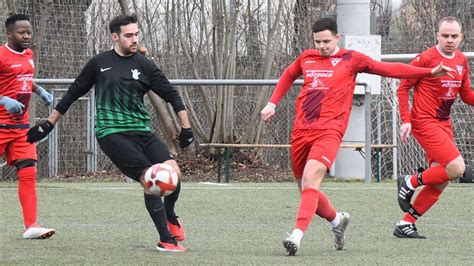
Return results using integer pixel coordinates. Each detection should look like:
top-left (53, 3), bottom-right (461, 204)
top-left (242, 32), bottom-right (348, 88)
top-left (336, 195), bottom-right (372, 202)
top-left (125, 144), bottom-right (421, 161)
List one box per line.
top-left (394, 17), bottom-right (474, 239)
top-left (0, 14), bottom-right (55, 239)
top-left (260, 18), bottom-right (454, 256)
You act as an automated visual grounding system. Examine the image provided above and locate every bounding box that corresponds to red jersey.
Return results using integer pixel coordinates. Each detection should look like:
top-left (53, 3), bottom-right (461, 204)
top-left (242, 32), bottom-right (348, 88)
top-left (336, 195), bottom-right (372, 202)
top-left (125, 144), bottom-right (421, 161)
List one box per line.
top-left (269, 48), bottom-right (433, 133)
top-left (0, 44), bottom-right (35, 125)
top-left (397, 46), bottom-right (474, 125)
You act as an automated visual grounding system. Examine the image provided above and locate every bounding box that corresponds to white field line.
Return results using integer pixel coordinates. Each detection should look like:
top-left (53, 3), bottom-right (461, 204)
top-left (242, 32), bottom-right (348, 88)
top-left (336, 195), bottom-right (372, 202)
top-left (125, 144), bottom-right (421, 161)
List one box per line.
top-left (2, 221), bottom-right (473, 229)
top-left (0, 185), bottom-right (472, 191)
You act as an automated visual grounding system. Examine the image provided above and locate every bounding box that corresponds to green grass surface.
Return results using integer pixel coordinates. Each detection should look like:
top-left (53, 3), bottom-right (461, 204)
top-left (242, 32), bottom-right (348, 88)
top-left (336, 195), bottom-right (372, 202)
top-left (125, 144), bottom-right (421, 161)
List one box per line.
top-left (1, 181), bottom-right (472, 264)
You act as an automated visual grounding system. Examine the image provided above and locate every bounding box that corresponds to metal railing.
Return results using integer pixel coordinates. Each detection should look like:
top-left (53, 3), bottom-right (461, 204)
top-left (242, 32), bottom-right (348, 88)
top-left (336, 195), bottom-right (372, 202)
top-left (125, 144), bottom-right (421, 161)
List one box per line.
top-left (22, 52), bottom-right (472, 182)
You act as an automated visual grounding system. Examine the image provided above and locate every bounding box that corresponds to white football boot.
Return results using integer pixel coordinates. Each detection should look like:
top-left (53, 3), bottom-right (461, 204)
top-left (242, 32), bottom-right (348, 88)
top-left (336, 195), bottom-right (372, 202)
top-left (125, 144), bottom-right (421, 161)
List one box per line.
top-left (23, 226), bottom-right (55, 239)
top-left (332, 212), bottom-right (350, 250)
top-left (283, 229), bottom-right (303, 256)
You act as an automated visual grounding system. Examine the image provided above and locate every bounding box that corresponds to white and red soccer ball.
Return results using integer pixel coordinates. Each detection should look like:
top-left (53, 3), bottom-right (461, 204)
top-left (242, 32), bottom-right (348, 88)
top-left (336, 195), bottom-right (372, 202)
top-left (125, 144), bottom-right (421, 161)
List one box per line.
top-left (144, 163), bottom-right (179, 197)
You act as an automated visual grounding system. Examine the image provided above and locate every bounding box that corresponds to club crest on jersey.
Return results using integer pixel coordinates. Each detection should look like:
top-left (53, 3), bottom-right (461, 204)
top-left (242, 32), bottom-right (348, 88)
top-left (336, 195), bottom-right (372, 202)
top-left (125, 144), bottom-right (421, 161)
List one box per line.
top-left (28, 59), bottom-right (34, 68)
top-left (445, 87), bottom-right (454, 98)
top-left (131, 69), bottom-right (141, 80)
top-left (456, 65), bottom-right (463, 75)
top-left (330, 58), bottom-right (342, 67)
top-left (311, 77), bottom-right (322, 88)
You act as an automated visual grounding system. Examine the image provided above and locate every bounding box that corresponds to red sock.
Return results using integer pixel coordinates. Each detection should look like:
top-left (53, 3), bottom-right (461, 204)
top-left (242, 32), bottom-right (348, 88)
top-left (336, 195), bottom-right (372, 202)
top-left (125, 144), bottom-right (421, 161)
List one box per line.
top-left (410, 166), bottom-right (449, 188)
top-left (295, 189), bottom-right (320, 232)
top-left (315, 191), bottom-right (336, 222)
top-left (402, 185), bottom-right (443, 223)
top-left (18, 166), bottom-right (38, 227)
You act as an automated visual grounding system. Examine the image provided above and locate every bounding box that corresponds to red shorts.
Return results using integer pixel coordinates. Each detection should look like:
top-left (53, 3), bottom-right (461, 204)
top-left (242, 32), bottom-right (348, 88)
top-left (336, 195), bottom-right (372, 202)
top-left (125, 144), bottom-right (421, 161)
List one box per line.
top-left (0, 129), bottom-right (37, 165)
top-left (290, 129), bottom-right (343, 178)
top-left (412, 121), bottom-right (460, 167)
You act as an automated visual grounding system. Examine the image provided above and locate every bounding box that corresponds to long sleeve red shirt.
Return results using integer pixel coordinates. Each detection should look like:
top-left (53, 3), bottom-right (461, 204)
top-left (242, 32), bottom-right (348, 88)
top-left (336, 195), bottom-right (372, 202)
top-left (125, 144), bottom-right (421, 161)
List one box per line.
top-left (269, 48), bottom-right (433, 134)
top-left (397, 46), bottom-right (474, 125)
top-left (0, 44), bottom-right (35, 125)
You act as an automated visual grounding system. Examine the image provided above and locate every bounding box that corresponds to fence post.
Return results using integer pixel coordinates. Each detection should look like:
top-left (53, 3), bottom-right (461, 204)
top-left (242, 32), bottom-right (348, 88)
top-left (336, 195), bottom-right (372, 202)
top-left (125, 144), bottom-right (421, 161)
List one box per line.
top-left (391, 79), bottom-right (398, 179)
top-left (364, 83), bottom-right (372, 183)
top-left (224, 147), bottom-right (232, 183)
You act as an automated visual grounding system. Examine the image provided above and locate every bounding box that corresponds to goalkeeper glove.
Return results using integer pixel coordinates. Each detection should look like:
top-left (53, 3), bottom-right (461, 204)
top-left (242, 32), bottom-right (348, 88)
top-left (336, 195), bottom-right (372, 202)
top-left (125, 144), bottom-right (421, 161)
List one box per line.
top-left (0, 96), bottom-right (24, 114)
top-left (34, 86), bottom-right (53, 106)
top-left (178, 128), bottom-right (194, 148)
top-left (27, 120), bottom-right (54, 143)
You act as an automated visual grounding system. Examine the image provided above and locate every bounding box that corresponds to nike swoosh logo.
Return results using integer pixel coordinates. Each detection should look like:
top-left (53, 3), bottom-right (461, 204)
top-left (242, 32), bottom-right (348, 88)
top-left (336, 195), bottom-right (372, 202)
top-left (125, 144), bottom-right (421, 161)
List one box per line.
top-left (100, 67), bottom-right (112, 72)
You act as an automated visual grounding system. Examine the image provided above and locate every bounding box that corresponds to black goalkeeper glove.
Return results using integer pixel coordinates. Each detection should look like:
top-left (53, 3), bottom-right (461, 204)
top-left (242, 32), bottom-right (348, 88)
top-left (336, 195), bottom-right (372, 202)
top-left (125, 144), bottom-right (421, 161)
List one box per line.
top-left (178, 127), bottom-right (194, 148)
top-left (27, 120), bottom-right (54, 143)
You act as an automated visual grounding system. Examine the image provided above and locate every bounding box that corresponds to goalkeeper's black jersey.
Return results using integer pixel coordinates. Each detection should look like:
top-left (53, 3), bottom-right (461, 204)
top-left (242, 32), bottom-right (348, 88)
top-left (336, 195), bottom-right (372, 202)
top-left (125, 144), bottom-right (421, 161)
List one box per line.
top-left (55, 49), bottom-right (185, 138)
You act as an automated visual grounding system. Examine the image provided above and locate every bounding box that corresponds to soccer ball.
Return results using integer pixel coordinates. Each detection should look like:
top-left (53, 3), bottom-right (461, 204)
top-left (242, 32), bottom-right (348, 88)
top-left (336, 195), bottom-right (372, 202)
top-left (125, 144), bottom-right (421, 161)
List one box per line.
top-left (144, 163), bottom-right (179, 197)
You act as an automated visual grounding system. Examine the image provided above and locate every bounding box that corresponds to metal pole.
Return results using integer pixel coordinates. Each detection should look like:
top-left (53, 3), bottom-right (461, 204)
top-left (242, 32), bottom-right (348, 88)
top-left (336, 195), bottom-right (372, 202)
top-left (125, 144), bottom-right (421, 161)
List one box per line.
top-left (382, 52), bottom-right (474, 62)
top-left (376, 97), bottom-right (382, 181)
top-left (391, 79), bottom-right (398, 179)
top-left (224, 148), bottom-right (232, 183)
top-left (86, 95), bottom-right (92, 172)
top-left (91, 89), bottom-right (97, 172)
top-left (364, 83), bottom-right (372, 183)
top-left (337, 0), bottom-right (371, 35)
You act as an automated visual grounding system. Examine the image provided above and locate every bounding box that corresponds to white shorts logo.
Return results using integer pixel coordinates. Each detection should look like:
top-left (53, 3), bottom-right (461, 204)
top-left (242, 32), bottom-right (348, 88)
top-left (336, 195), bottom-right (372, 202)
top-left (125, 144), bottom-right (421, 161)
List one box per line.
top-left (321, 156), bottom-right (331, 164)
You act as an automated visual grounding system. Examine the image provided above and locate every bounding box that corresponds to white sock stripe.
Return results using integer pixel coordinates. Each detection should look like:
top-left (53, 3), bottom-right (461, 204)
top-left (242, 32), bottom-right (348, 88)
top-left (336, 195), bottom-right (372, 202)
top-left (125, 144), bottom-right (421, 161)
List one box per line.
top-left (401, 187), bottom-right (410, 193)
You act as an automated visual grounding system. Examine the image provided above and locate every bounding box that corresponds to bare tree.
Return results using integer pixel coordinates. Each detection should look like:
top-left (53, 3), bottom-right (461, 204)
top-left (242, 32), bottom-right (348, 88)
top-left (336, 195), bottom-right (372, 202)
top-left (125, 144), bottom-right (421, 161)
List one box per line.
top-left (5, 0), bottom-right (15, 15)
top-left (395, 0), bottom-right (473, 53)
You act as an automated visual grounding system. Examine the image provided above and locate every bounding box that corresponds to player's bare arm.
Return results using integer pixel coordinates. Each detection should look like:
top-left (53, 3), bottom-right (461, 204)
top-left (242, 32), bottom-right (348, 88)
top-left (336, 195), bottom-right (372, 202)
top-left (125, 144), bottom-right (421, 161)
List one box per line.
top-left (47, 109), bottom-right (63, 125)
top-left (177, 110), bottom-right (191, 129)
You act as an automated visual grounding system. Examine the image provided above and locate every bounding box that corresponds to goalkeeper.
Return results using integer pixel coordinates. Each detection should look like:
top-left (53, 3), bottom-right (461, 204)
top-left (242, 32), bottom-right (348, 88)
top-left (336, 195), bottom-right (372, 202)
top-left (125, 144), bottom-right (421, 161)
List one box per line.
top-left (395, 17), bottom-right (474, 239)
top-left (27, 14), bottom-right (194, 252)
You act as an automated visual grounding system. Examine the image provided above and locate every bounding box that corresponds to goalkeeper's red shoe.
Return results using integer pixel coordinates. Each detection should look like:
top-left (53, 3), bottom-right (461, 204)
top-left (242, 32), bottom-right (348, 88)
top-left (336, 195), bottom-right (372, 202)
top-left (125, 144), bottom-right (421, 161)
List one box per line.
top-left (156, 241), bottom-right (186, 252)
top-left (167, 219), bottom-right (185, 241)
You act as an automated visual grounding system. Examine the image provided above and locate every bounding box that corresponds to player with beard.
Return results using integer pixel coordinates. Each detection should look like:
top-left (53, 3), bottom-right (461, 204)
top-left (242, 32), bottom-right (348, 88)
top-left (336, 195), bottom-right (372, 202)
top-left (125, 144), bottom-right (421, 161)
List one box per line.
top-left (26, 14), bottom-right (194, 252)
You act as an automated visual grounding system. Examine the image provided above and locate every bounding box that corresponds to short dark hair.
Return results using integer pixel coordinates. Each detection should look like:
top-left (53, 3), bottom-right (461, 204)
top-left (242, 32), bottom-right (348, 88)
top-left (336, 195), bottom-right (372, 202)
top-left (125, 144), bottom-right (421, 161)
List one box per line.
top-left (109, 14), bottom-right (138, 34)
top-left (5, 14), bottom-right (29, 31)
top-left (437, 16), bottom-right (462, 32)
top-left (312, 17), bottom-right (338, 35)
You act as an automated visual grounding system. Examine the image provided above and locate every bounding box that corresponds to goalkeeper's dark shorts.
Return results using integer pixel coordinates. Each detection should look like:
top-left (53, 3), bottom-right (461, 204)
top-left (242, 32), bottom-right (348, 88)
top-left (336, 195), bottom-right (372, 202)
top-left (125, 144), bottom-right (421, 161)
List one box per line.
top-left (97, 131), bottom-right (173, 181)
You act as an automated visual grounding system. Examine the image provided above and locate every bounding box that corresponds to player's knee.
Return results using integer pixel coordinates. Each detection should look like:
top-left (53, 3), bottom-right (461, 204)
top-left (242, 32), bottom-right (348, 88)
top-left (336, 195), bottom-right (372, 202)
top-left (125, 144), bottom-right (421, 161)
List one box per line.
top-left (301, 172), bottom-right (325, 189)
top-left (15, 159), bottom-right (36, 171)
top-left (446, 160), bottom-right (465, 179)
top-left (15, 159), bottom-right (37, 181)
